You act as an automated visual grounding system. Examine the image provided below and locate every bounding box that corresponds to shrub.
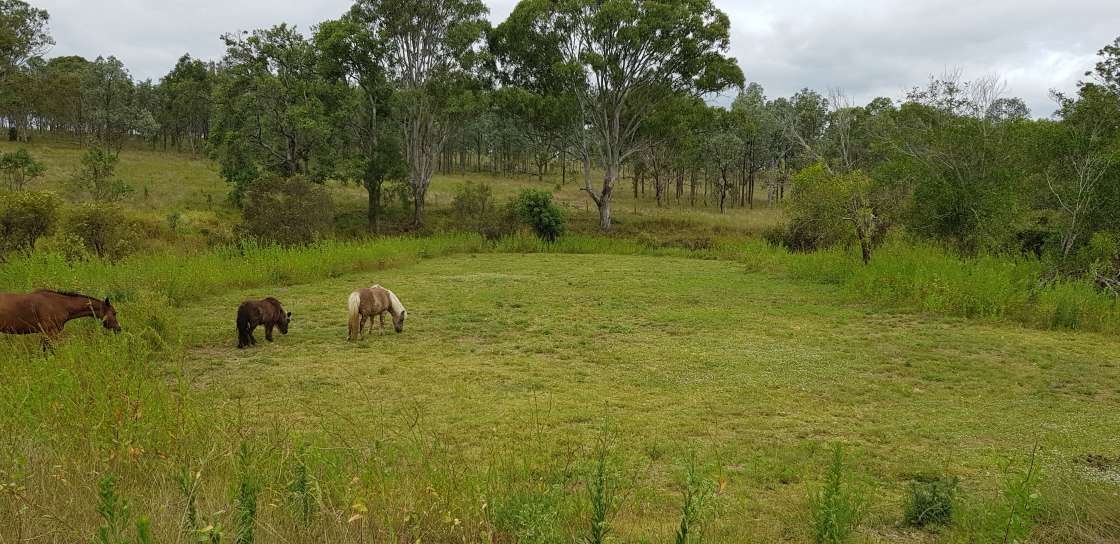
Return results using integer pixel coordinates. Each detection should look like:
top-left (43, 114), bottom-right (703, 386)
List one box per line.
top-left (0, 148), bottom-right (46, 191)
top-left (239, 176), bottom-right (334, 245)
top-left (903, 475), bottom-right (958, 528)
top-left (71, 147), bottom-right (133, 202)
top-left (62, 203), bottom-right (138, 259)
top-left (512, 189), bottom-right (566, 242)
top-left (808, 444), bottom-right (865, 544)
top-left (451, 181), bottom-right (516, 239)
top-left (0, 191), bottom-right (59, 253)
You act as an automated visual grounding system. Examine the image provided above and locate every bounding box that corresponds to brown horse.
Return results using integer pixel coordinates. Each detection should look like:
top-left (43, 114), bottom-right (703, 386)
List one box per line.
top-left (0, 290), bottom-right (122, 345)
top-left (347, 285), bottom-right (407, 341)
top-left (237, 297), bottom-right (291, 349)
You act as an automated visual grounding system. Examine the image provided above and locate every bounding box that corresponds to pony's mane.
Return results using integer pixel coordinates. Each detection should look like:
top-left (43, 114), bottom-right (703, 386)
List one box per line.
top-left (369, 284), bottom-right (405, 315)
top-left (386, 290), bottom-right (406, 315)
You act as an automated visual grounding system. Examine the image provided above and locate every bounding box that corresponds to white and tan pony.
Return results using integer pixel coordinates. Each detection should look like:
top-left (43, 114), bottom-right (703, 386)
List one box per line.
top-left (347, 284), bottom-right (407, 340)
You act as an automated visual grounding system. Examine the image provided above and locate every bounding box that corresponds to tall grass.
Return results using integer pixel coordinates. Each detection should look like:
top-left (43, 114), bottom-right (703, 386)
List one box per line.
top-left (786, 239), bottom-right (1120, 333)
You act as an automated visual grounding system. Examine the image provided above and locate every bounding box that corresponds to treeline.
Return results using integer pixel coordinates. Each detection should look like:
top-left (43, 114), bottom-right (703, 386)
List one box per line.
top-left (2, 0), bottom-right (1119, 277)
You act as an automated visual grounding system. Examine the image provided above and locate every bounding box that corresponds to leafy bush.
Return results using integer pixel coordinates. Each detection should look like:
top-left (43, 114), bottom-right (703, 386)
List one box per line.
top-left (786, 163), bottom-right (899, 263)
top-left (903, 475), bottom-right (958, 528)
top-left (512, 189), bottom-right (566, 242)
top-left (0, 148), bottom-right (46, 191)
top-left (239, 176), bottom-right (334, 245)
top-left (71, 147), bottom-right (133, 202)
top-left (0, 190), bottom-right (59, 253)
top-left (808, 445), bottom-right (865, 544)
top-left (62, 203), bottom-right (138, 259)
top-left (451, 181), bottom-right (516, 239)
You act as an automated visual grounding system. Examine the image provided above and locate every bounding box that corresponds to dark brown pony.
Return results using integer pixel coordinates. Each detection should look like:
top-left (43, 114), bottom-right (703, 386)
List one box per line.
top-left (0, 290), bottom-right (121, 345)
top-left (237, 297), bottom-right (291, 349)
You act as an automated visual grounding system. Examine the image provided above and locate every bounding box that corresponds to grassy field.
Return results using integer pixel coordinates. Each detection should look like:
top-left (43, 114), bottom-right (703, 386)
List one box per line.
top-left (4, 244), bottom-right (1116, 542)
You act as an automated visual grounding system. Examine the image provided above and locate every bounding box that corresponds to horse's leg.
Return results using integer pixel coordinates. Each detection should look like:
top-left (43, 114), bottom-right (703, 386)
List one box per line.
top-left (249, 325), bottom-right (257, 345)
top-left (379, 313), bottom-right (386, 335)
top-left (265, 324), bottom-right (274, 342)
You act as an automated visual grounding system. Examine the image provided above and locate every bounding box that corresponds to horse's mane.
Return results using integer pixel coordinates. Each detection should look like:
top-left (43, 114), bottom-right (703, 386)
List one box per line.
top-left (35, 289), bottom-right (100, 302)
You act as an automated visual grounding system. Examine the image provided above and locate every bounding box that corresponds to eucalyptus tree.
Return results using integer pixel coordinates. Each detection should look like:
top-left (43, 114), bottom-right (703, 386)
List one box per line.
top-left (730, 83), bottom-right (780, 207)
top-left (82, 56), bottom-right (148, 152)
top-left (0, 0), bottom-right (52, 76)
top-left (210, 25), bottom-right (343, 201)
top-left (315, 13), bottom-right (401, 231)
top-left (158, 54), bottom-right (213, 152)
top-left (350, 0), bottom-right (490, 226)
top-left (505, 0), bottom-right (743, 229)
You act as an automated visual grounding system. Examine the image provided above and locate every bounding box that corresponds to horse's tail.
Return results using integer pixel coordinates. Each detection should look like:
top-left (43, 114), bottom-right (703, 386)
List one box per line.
top-left (347, 291), bottom-right (362, 341)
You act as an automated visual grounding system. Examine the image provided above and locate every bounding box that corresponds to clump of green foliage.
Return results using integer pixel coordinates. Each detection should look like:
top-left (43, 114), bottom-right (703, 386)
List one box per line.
top-left (998, 448), bottom-right (1043, 544)
top-left (95, 474), bottom-right (152, 544)
top-left (0, 148), bottom-right (46, 191)
top-left (786, 163), bottom-right (898, 263)
top-left (61, 202), bottom-right (137, 259)
top-left (239, 176), bottom-right (335, 245)
top-left (71, 147), bottom-right (133, 202)
top-left (675, 452), bottom-right (718, 544)
top-left (451, 181), bottom-right (516, 239)
top-left (512, 189), bottom-right (565, 242)
top-left (808, 445), bottom-right (865, 544)
top-left (903, 475), bottom-right (958, 528)
top-left (0, 190), bottom-right (58, 253)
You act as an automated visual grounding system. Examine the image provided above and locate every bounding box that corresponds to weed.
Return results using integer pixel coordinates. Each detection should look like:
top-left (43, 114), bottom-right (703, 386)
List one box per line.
top-left (903, 475), bottom-right (958, 528)
top-left (808, 445), bottom-right (865, 544)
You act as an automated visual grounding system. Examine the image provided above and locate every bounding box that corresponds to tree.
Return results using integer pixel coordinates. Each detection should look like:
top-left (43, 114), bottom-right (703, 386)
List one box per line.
top-left (508, 0), bottom-right (743, 229)
top-left (71, 147), bottom-right (132, 202)
top-left (82, 56), bottom-right (144, 152)
top-left (315, 12), bottom-right (404, 232)
top-left (351, 0), bottom-right (490, 226)
top-left (0, 0), bottom-right (52, 76)
top-left (788, 163), bottom-right (897, 264)
top-left (0, 148), bottom-right (45, 190)
top-left (731, 83), bottom-right (780, 208)
top-left (1085, 35), bottom-right (1120, 95)
top-left (158, 54), bottom-right (213, 152)
top-left (210, 25), bottom-right (342, 201)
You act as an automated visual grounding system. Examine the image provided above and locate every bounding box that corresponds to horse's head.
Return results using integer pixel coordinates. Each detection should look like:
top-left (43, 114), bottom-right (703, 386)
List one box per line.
top-left (100, 298), bottom-right (121, 333)
top-left (393, 309), bottom-right (406, 333)
top-left (279, 311), bottom-right (292, 334)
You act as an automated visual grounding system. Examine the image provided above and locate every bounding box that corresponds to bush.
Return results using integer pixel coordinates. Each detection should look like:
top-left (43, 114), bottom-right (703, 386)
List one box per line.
top-left (71, 147), bottom-right (133, 202)
top-left (0, 191), bottom-right (59, 253)
top-left (451, 182), bottom-right (516, 239)
top-left (239, 176), bottom-right (334, 246)
top-left (62, 203), bottom-right (138, 259)
top-left (511, 189), bottom-right (566, 242)
top-left (903, 475), bottom-right (958, 528)
top-left (0, 148), bottom-right (46, 191)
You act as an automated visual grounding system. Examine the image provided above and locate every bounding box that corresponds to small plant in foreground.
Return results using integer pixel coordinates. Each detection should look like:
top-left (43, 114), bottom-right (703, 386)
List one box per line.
top-left (95, 474), bottom-right (151, 544)
top-left (584, 440), bottom-right (617, 544)
top-left (675, 453), bottom-right (717, 544)
top-left (1000, 446), bottom-right (1043, 544)
top-left (808, 444), bottom-right (865, 544)
top-left (234, 442), bottom-right (260, 544)
top-left (903, 475), bottom-right (958, 528)
top-left (288, 447), bottom-right (317, 526)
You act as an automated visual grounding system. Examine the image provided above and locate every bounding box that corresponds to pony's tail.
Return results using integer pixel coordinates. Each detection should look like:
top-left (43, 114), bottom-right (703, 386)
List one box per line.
top-left (347, 291), bottom-right (361, 341)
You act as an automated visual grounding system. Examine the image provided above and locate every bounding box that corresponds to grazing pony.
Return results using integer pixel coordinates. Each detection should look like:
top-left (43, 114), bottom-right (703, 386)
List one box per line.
top-left (347, 285), bottom-right (407, 340)
top-left (236, 297), bottom-right (291, 349)
top-left (0, 290), bottom-right (121, 347)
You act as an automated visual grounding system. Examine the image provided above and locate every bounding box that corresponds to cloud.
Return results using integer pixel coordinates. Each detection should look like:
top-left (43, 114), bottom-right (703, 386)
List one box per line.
top-left (33, 0), bottom-right (1120, 117)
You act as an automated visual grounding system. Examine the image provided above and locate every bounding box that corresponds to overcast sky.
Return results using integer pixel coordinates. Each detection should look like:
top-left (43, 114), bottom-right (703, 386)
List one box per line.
top-left (34, 0), bottom-right (1120, 117)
